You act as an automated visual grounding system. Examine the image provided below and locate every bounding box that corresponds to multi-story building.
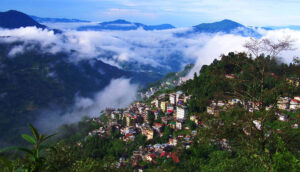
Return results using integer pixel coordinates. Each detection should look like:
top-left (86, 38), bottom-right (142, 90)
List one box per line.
top-left (160, 101), bottom-right (168, 112)
top-left (290, 98), bottom-right (300, 110)
top-left (167, 104), bottom-right (174, 113)
top-left (176, 121), bottom-right (183, 130)
top-left (277, 97), bottom-right (290, 110)
top-left (176, 91), bottom-right (183, 103)
top-left (176, 106), bottom-right (187, 120)
top-left (151, 99), bottom-right (160, 108)
top-left (169, 93), bottom-right (176, 105)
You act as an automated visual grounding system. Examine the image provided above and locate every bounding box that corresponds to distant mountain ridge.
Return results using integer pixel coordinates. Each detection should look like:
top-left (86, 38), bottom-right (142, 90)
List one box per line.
top-left (30, 15), bottom-right (90, 23)
top-left (0, 10), bottom-right (47, 29)
top-left (0, 10), bottom-right (62, 34)
top-left (194, 19), bottom-right (243, 33)
top-left (1, 10), bottom-right (299, 34)
top-left (191, 19), bottom-right (260, 37)
top-left (77, 19), bottom-right (175, 31)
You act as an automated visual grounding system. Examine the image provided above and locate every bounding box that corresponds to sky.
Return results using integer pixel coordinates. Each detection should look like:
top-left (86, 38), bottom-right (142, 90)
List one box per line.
top-left (1, 0), bottom-right (300, 27)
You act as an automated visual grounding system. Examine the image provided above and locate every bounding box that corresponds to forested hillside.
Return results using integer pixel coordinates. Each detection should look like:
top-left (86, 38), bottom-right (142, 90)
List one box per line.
top-left (1, 52), bottom-right (299, 171)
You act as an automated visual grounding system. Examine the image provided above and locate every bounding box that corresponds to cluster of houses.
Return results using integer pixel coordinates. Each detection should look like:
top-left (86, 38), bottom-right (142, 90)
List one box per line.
top-left (117, 91), bottom-right (193, 142)
top-left (277, 96), bottom-right (300, 110)
top-left (207, 96), bottom-right (300, 116)
top-left (85, 84), bottom-right (299, 168)
top-left (85, 90), bottom-right (202, 167)
top-left (140, 76), bottom-right (189, 99)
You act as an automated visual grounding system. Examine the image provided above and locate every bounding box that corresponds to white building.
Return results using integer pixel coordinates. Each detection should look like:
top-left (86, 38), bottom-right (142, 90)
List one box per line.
top-left (151, 99), bottom-right (160, 108)
top-left (290, 99), bottom-right (300, 110)
top-left (169, 93), bottom-right (176, 105)
top-left (253, 120), bottom-right (262, 130)
top-left (176, 91), bottom-right (183, 103)
top-left (167, 105), bottom-right (174, 113)
top-left (176, 121), bottom-right (183, 130)
top-left (176, 106), bottom-right (187, 120)
top-left (138, 107), bottom-right (144, 113)
top-left (277, 97), bottom-right (290, 110)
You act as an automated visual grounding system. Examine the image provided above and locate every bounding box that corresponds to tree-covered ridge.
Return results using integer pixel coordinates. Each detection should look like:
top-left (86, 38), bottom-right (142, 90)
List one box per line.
top-left (1, 52), bottom-right (299, 171)
top-left (182, 52), bottom-right (300, 113)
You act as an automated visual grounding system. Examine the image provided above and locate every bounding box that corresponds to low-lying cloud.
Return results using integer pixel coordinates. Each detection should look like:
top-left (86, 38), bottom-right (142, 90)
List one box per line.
top-left (1, 25), bottom-right (299, 132)
top-left (34, 78), bottom-right (138, 133)
top-left (186, 29), bottom-right (300, 78)
top-left (41, 22), bottom-right (100, 31)
top-left (1, 26), bottom-right (298, 74)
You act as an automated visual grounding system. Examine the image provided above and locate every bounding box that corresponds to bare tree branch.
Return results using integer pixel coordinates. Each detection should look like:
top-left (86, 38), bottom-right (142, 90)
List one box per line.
top-left (244, 36), bottom-right (296, 58)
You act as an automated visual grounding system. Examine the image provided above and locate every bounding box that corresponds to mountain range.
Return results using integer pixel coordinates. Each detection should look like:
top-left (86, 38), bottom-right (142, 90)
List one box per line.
top-left (30, 15), bottom-right (90, 23)
top-left (0, 10), bottom-right (47, 29)
top-left (77, 19), bottom-right (175, 31)
top-left (0, 9), bottom-right (298, 147)
top-left (192, 19), bottom-right (260, 37)
top-left (0, 10), bottom-right (63, 34)
top-left (1, 10), bottom-right (299, 33)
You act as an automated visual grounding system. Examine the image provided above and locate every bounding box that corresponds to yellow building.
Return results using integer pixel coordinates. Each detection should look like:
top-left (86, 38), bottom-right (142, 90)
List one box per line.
top-left (160, 101), bottom-right (168, 112)
top-left (126, 116), bottom-right (131, 126)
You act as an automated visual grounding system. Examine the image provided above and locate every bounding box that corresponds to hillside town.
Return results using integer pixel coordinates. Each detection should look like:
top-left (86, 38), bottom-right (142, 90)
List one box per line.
top-left (85, 85), bottom-right (300, 168)
top-left (140, 76), bottom-right (189, 99)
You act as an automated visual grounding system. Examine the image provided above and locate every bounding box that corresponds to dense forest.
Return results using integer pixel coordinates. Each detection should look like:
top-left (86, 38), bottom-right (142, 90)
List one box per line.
top-left (1, 52), bottom-right (299, 171)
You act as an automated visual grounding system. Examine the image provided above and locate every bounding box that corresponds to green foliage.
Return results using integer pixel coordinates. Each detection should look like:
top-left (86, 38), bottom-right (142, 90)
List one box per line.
top-left (181, 52), bottom-right (300, 113)
top-left (148, 111), bottom-right (155, 126)
top-left (0, 124), bottom-right (55, 171)
top-left (2, 52), bottom-right (299, 171)
top-left (71, 158), bottom-right (103, 172)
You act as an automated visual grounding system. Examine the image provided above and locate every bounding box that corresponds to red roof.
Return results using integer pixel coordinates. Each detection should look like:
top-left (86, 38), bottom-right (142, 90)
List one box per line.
top-left (149, 153), bottom-right (156, 159)
top-left (160, 152), bottom-right (180, 163)
top-left (170, 153), bottom-right (180, 163)
top-left (125, 133), bottom-right (132, 137)
top-left (154, 123), bottom-right (164, 127)
top-left (160, 151), bottom-right (170, 157)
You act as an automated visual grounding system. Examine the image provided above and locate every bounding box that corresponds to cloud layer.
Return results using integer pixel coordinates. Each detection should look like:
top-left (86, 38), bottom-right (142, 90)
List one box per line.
top-left (34, 78), bottom-right (138, 133)
top-left (1, 25), bottom-right (299, 131)
top-left (186, 29), bottom-right (300, 78)
top-left (1, 26), bottom-right (299, 77)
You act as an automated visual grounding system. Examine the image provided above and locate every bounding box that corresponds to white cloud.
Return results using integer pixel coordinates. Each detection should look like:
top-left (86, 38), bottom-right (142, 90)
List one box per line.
top-left (1, 25), bottom-right (299, 134)
top-left (8, 45), bottom-right (24, 57)
top-left (42, 22), bottom-right (100, 31)
top-left (187, 34), bottom-right (248, 78)
top-left (34, 78), bottom-right (138, 133)
top-left (0, 27), bottom-right (196, 70)
top-left (187, 29), bottom-right (300, 78)
top-left (1, 26), bottom-right (299, 78)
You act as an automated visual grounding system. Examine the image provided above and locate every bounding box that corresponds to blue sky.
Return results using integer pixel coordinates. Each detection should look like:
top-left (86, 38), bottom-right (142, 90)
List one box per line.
top-left (1, 0), bottom-right (300, 27)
